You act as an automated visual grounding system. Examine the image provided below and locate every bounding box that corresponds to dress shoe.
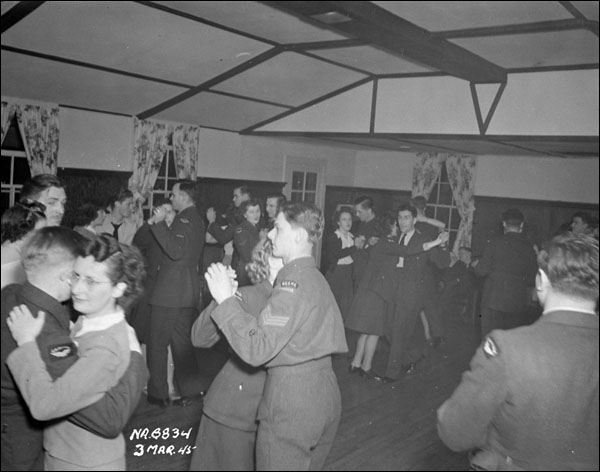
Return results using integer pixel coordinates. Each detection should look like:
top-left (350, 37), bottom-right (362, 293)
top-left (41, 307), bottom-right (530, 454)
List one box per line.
top-left (378, 375), bottom-right (399, 384)
top-left (173, 392), bottom-right (205, 407)
top-left (348, 365), bottom-right (361, 374)
top-left (147, 395), bottom-right (170, 408)
top-left (359, 369), bottom-right (382, 381)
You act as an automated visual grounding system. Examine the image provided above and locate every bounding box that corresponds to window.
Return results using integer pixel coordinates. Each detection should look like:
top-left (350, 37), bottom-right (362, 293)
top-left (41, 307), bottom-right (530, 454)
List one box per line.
top-left (1, 117), bottom-right (30, 215)
top-left (427, 164), bottom-right (460, 248)
top-left (290, 170), bottom-right (317, 203)
top-left (140, 137), bottom-right (177, 219)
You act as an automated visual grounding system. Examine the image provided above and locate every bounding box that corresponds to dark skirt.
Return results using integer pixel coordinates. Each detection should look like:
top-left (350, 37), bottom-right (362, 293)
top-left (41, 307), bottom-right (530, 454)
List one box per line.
top-left (325, 264), bottom-right (354, 320)
top-left (345, 288), bottom-right (389, 336)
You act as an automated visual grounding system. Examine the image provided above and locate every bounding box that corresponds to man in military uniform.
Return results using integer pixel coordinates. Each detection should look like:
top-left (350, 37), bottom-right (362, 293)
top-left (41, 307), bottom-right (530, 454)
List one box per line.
top-left (147, 180), bottom-right (205, 406)
top-left (438, 233), bottom-right (599, 471)
top-left (474, 208), bottom-right (538, 339)
top-left (206, 202), bottom-right (348, 471)
top-left (352, 196), bottom-right (380, 290)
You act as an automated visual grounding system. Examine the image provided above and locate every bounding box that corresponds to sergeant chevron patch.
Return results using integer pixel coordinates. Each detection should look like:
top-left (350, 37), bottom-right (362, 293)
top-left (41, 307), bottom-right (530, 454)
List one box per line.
top-left (261, 305), bottom-right (289, 327)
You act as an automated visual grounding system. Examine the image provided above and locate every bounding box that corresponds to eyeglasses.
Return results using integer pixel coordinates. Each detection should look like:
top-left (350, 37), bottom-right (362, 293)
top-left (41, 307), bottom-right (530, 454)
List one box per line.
top-left (66, 272), bottom-right (113, 289)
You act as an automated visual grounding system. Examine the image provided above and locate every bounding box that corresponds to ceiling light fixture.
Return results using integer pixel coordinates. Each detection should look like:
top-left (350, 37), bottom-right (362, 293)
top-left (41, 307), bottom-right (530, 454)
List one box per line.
top-left (310, 11), bottom-right (352, 24)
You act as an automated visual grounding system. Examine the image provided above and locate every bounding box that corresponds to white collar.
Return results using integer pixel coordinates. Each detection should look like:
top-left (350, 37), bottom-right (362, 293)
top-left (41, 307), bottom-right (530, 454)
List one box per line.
top-left (73, 307), bottom-right (125, 338)
top-left (543, 306), bottom-right (597, 316)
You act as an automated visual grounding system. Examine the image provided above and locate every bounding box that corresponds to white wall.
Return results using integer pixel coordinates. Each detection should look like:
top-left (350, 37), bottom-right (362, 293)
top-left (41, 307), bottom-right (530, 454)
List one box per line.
top-left (475, 154), bottom-right (599, 204)
top-left (56, 107), bottom-right (598, 204)
top-left (59, 107), bottom-right (133, 171)
top-left (57, 107), bottom-right (357, 186)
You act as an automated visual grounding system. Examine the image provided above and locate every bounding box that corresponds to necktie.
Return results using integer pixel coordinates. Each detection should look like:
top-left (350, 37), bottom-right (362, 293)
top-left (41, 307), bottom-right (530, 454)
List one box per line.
top-left (111, 222), bottom-right (122, 241)
top-left (399, 233), bottom-right (407, 246)
top-left (397, 233), bottom-right (407, 268)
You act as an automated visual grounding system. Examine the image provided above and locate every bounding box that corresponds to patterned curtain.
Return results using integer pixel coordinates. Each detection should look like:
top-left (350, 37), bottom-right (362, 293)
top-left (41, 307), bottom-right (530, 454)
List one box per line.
top-left (172, 123), bottom-right (199, 180)
top-left (412, 152), bottom-right (444, 199)
top-left (446, 155), bottom-right (477, 253)
top-left (14, 103), bottom-right (60, 175)
top-left (128, 118), bottom-right (170, 225)
top-left (1, 100), bottom-right (19, 145)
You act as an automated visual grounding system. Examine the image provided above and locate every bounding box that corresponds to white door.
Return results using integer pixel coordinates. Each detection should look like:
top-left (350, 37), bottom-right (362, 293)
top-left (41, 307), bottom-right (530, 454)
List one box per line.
top-left (283, 156), bottom-right (326, 265)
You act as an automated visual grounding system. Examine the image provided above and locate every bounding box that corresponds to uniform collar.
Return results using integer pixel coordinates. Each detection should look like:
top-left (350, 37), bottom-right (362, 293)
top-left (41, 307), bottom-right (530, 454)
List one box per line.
top-left (541, 309), bottom-right (599, 329)
top-left (278, 257), bottom-right (315, 279)
top-left (20, 281), bottom-right (71, 330)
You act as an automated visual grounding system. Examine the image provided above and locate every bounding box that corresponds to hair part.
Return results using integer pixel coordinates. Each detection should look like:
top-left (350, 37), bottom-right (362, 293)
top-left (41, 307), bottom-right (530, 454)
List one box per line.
top-left (537, 233), bottom-right (598, 301)
top-left (398, 203), bottom-right (417, 218)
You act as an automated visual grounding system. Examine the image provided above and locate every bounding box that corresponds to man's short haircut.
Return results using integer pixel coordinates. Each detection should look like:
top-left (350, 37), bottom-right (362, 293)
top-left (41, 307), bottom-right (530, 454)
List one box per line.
top-left (266, 193), bottom-right (287, 207)
top-left (19, 174), bottom-right (65, 203)
top-left (83, 235), bottom-right (146, 310)
top-left (235, 185), bottom-right (251, 198)
top-left (410, 195), bottom-right (428, 211)
top-left (106, 188), bottom-right (134, 210)
top-left (537, 233), bottom-right (598, 302)
top-left (502, 208), bottom-right (524, 226)
top-left (398, 203), bottom-right (417, 218)
top-left (572, 211), bottom-right (592, 226)
top-left (176, 180), bottom-right (197, 203)
top-left (281, 202), bottom-right (324, 244)
top-left (21, 226), bottom-right (85, 273)
top-left (74, 203), bottom-right (102, 227)
top-left (353, 195), bottom-right (373, 210)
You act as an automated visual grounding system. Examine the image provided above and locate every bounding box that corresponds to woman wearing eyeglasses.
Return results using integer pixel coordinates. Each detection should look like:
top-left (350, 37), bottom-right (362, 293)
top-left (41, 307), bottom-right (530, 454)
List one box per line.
top-left (6, 235), bottom-right (146, 471)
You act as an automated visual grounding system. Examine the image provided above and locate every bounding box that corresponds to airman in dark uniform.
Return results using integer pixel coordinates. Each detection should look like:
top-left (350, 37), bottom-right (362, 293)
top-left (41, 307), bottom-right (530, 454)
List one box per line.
top-left (438, 233), bottom-right (599, 471)
top-left (147, 180), bottom-right (205, 405)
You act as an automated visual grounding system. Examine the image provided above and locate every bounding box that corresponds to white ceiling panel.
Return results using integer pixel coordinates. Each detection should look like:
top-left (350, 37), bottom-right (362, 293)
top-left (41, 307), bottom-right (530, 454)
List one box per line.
top-left (1, 1), bottom-right (272, 86)
top-left (571, 1), bottom-right (599, 20)
top-left (1, 1), bottom-right (19, 16)
top-left (374, 1), bottom-right (571, 32)
top-left (212, 52), bottom-right (367, 107)
top-left (0, 51), bottom-right (186, 115)
top-left (311, 45), bottom-right (436, 75)
top-left (152, 92), bottom-right (288, 131)
top-left (153, 1), bottom-right (349, 44)
top-left (451, 30), bottom-right (599, 69)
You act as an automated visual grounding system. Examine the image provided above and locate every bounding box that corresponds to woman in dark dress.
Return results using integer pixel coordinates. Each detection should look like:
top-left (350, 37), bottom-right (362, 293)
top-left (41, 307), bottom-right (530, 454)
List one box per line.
top-left (346, 212), bottom-right (447, 376)
top-left (325, 206), bottom-right (357, 320)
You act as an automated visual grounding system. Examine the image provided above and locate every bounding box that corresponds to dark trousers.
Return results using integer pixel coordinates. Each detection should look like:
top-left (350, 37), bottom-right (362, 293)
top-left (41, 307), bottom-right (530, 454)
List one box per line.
top-left (1, 410), bottom-right (44, 471)
top-left (385, 298), bottom-right (426, 379)
top-left (147, 306), bottom-right (201, 400)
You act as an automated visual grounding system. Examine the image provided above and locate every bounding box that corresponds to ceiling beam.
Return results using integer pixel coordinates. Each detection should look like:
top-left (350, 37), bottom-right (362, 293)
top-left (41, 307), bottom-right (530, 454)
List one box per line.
top-left (436, 18), bottom-right (598, 39)
top-left (1, 1), bottom-right (44, 34)
top-left (261, 1), bottom-right (507, 84)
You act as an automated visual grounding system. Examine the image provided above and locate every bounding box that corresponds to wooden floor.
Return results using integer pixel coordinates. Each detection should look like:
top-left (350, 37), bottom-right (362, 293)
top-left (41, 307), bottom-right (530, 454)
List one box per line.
top-left (124, 312), bottom-right (484, 471)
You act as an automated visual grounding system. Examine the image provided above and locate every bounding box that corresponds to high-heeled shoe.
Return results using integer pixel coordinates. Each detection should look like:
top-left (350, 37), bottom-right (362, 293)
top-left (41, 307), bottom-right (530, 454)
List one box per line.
top-left (359, 369), bottom-right (383, 381)
top-left (348, 365), bottom-right (361, 374)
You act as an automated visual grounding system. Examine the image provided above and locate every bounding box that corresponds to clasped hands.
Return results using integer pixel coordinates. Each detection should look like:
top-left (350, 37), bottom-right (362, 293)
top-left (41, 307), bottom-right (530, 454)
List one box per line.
top-left (205, 263), bottom-right (238, 304)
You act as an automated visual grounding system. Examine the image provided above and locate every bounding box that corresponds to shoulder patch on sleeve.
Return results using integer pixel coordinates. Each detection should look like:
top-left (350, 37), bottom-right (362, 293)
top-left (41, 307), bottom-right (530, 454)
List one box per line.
top-left (261, 305), bottom-right (290, 327)
top-left (279, 280), bottom-right (299, 290)
top-left (483, 337), bottom-right (500, 359)
top-left (48, 342), bottom-right (77, 360)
